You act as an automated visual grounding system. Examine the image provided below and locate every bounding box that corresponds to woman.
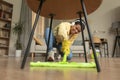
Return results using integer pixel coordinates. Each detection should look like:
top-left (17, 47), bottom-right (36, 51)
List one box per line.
top-left (45, 19), bottom-right (85, 61)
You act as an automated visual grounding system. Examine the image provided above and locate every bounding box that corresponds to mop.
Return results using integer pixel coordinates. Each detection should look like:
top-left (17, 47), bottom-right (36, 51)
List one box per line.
top-left (30, 40), bottom-right (96, 68)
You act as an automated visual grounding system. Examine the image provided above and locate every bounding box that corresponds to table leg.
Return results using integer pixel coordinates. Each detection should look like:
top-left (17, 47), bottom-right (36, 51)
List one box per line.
top-left (77, 11), bottom-right (88, 63)
top-left (80, 0), bottom-right (101, 72)
top-left (21, 0), bottom-right (44, 69)
top-left (45, 14), bottom-right (55, 61)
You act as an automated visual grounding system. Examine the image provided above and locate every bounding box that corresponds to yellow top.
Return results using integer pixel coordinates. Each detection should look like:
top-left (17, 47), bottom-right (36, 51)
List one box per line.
top-left (53, 22), bottom-right (78, 45)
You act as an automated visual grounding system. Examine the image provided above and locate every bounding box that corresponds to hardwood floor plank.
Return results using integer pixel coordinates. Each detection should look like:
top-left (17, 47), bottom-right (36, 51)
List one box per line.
top-left (0, 57), bottom-right (120, 80)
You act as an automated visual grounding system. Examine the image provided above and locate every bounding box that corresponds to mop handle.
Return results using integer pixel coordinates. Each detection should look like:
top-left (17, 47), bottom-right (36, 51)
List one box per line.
top-left (62, 54), bottom-right (67, 62)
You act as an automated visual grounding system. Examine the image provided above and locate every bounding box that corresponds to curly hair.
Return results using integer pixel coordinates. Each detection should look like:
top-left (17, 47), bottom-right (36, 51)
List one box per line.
top-left (74, 19), bottom-right (85, 30)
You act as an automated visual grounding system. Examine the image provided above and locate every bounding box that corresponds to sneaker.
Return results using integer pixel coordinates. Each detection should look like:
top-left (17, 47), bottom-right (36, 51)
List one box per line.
top-left (47, 51), bottom-right (55, 61)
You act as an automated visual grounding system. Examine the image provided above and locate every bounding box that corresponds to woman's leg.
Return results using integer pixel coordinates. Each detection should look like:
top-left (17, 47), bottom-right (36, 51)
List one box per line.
top-left (45, 27), bottom-right (55, 61)
top-left (67, 50), bottom-right (73, 60)
top-left (44, 27), bottom-right (55, 52)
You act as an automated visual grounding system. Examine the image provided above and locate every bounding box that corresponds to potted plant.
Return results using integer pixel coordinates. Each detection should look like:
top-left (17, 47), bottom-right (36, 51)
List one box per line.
top-left (13, 21), bottom-right (24, 57)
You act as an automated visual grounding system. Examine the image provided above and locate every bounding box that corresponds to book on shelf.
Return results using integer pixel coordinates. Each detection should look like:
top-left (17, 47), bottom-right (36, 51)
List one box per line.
top-left (0, 0), bottom-right (13, 56)
top-left (0, 39), bottom-right (8, 45)
top-left (0, 49), bottom-right (7, 56)
top-left (0, 4), bottom-right (12, 20)
top-left (0, 29), bottom-right (9, 38)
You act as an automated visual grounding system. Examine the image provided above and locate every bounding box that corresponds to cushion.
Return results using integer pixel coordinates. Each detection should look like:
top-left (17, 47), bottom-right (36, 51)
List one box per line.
top-left (72, 40), bottom-right (83, 46)
top-left (33, 36), bottom-right (44, 46)
top-left (71, 46), bottom-right (83, 51)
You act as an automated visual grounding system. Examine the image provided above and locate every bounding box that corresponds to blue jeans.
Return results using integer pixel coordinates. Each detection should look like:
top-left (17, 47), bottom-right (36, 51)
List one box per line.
top-left (45, 28), bottom-right (73, 60)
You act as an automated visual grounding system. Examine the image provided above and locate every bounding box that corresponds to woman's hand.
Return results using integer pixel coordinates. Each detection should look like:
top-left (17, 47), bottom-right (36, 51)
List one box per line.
top-left (61, 40), bottom-right (71, 55)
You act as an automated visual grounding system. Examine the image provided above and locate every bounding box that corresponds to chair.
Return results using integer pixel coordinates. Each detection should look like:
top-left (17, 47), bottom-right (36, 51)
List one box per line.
top-left (101, 38), bottom-right (109, 57)
top-left (92, 36), bottom-right (102, 57)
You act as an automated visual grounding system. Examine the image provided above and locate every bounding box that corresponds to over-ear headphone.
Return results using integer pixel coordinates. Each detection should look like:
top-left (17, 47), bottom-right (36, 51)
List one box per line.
top-left (71, 19), bottom-right (86, 30)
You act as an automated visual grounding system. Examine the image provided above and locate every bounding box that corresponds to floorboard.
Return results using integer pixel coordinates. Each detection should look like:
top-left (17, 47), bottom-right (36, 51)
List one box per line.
top-left (0, 56), bottom-right (120, 80)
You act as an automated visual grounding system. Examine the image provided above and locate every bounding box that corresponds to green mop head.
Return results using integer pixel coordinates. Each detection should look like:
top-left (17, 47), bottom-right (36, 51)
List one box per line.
top-left (30, 42), bottom-right (96, 68)
top-left (30, 53), bottom-right (96, 68)
top-left (30, 54), bottom-right (96, 68)
top-left (30, 61), bottom-right (96, 68)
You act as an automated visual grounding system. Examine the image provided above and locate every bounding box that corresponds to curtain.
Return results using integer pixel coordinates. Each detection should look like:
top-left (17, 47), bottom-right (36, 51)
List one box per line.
top-left (20, 0), bottom-right (32, 54)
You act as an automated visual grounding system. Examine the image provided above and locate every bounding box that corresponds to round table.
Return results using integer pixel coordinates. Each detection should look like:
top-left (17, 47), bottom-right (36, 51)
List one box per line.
top-left (21, 0), bottom-right (102, 72)
top-left (26, 0), bottom-right (102, 20)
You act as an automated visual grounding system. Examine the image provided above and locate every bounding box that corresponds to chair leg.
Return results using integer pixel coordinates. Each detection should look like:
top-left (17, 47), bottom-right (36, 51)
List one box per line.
top-left (99, 46), bottom-right (102, 57)
top-left (112, 36), bottom-right (117, 57)
top-left (106, 42), bottom-right (109, 57)
top-left (31, 53), bottom-right (35, 61)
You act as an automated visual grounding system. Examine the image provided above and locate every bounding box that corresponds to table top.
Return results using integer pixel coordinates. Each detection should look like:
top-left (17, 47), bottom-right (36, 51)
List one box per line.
top-left (26, 0), bottom-right (102, 20)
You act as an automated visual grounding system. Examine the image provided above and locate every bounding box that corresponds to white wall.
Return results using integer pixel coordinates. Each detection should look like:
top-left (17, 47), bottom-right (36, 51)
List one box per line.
top-left (4, 0), bottom-right (120, 56)
top-left (3, 0), bottom-right (22, 56)
top-left (87, 0), bottom-right (120, 56)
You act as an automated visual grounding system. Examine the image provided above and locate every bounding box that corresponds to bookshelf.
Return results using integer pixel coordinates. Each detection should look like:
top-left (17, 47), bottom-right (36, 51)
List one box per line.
top-left (0, 1), bottom-right (13, 56)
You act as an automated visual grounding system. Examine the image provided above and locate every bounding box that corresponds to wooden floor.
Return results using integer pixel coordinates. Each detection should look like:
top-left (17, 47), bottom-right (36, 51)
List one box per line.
top-left (0, 56), bottom-right (120, 80)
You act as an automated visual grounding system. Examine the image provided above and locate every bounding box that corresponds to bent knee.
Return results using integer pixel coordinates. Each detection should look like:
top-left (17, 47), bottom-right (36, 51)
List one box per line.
top-left (67, 55), bottom-right (72, 60)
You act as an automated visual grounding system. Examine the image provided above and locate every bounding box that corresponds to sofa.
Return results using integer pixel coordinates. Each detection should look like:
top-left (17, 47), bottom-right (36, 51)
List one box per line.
top-left (30, 36), bottom-right (90, 59)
